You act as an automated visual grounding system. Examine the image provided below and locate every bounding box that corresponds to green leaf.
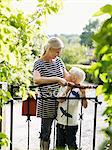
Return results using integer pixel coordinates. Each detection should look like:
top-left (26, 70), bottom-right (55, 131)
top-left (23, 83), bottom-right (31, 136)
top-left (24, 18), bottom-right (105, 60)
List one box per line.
top-left (103, 83), bottom-right (111, 93)
top-left (37, 4), bottom-right (43, 7)
top-left (100, 73), bottom-right (108, 83)
top-left (96, 85), bottom-right (103, 95)
top-left (103, 106), bottom-right (112, 119)
top-left (0, 132), bottom-right (9, 147)
top-left (93, 4), bottom-right (112, 16)
top-left (36, 20), bottom-right (42, 26)
top-left (0, 116), bottom-right (3, 120)
top-left (94, 69), bottom-right (99, 78)
top-left (6, 91), bottom-right (12, 99)
top-left (49, 6), bottom-right (58, 13)
top-left (100, 45), bottom-right (109, 54)
top-left (0, 133), bottom-right (7, 139)
top-left (102, 53), bottom-right (112, 61)
top-left (101, 5), bottom-right (112, 15)
top-left (38, 0), bottom-right (44, 2)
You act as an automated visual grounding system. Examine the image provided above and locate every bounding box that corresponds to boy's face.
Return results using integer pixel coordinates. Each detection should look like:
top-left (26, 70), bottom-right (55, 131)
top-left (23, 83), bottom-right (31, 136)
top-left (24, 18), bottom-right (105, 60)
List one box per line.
top-left (65, 73), bottom-right (71, 82)
top-left (70, 75), bottom-right (81, 84)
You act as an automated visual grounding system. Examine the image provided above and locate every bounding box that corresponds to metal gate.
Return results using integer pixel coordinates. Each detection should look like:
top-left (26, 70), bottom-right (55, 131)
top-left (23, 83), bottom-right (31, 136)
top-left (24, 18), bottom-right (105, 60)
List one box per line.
top-left (4, 84), bottom-right (102, 150)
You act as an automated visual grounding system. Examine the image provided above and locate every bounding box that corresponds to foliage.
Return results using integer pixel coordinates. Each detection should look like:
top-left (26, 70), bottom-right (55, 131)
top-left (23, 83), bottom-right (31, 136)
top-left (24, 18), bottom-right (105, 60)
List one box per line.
top-left (0, 0), bottom-right (63, 98)
top-left (91, 4), bottom-right (112, 149)
top-left (61, 43), bottom-right (90, 65)
top-left (0, 0), bottom-right (63, 147)
top-left (80, 19), bottom-right (99, 48)
top-left (0, 133), bottom-right (9, 147)
top-left (59, 33), bottom-right (95, 82)
top-left (59, 34), bottom-right (80, 45)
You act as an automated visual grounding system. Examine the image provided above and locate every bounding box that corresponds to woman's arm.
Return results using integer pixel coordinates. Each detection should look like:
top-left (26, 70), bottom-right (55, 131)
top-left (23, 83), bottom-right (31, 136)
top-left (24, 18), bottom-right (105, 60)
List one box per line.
top-left (33, 70), bottom-right (67, 86)
top-left (63, 68), bottom-right (71, 81)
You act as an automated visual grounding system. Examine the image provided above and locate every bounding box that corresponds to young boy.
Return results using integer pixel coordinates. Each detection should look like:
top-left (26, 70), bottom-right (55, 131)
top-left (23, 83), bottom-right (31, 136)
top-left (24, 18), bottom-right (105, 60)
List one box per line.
top-left (56, 66), bottom-right (88, 150)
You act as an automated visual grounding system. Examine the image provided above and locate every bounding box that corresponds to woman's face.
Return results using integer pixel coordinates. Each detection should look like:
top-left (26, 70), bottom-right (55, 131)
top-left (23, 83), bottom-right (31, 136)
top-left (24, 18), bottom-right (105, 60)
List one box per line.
top-left (49, 47), bottom-right (62, 59)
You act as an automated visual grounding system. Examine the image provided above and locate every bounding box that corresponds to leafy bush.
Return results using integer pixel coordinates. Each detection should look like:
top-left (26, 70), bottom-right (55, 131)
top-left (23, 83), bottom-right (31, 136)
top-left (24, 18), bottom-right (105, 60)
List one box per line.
top-left (91, 4), bottom-right (112, 149)
top-left (61, 44), bottom-right (92, 65)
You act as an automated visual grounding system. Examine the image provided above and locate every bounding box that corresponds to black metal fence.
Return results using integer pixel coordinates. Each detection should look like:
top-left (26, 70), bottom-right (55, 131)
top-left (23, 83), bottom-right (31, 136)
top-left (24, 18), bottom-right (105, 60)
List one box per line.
top-left (5, 84), bottom-right (102, 150)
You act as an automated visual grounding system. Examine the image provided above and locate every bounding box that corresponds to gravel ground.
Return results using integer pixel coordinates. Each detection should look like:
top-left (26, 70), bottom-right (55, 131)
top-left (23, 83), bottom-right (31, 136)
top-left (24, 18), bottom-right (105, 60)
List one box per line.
top-left (2, 89), bottom-right (107, 150)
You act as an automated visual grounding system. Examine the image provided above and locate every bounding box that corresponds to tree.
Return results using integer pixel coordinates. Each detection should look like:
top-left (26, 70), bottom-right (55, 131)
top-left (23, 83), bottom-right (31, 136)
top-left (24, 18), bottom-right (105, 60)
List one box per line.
top-left (91, 4), bottom-right (112, 149)
top-left (80, 19), bottom-right (99, 48)
top-left (59, 34), bottom-right (80, 45)
top-left (0, 0), bottom-right (63, 147)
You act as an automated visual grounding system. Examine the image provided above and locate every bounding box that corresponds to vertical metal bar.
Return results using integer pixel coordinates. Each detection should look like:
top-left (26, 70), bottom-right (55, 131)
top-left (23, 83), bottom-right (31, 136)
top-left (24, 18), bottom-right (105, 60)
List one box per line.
top-left (66, 90), bottom-right (70, 149)
top-left (79, 105), bottom-right (83, 150)
top-left (10, 85), bottom-right (14, 150)
top-left (93, 97), bottom-right (98, 150)
top-left (27, 116), bottom-right (30, 150)
top-left (53, 95), bottom-right (56, 150)
top-left (53, 120), bottom-right (56, 150)
top-left (27, 95), bottom-right (30, 150)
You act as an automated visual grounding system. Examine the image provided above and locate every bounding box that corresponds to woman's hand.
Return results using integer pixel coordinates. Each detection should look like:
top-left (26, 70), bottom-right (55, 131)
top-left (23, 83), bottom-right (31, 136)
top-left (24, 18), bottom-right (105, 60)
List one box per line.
top-left (58, 77), bottom-right (67, 86)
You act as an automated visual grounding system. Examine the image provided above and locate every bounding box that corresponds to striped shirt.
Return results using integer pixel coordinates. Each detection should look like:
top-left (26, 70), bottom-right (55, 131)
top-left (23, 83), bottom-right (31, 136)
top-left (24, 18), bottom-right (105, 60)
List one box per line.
top-left (33, 57), bottom-right (65, 118)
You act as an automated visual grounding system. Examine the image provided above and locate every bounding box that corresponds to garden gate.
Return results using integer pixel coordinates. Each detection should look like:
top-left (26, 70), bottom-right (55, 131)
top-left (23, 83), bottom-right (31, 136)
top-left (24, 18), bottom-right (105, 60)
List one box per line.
top-left (4, 84), bottom-right (102, 150)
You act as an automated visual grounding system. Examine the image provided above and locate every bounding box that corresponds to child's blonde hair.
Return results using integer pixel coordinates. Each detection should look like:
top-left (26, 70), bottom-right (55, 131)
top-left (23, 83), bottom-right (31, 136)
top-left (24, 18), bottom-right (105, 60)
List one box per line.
top-left (69, 66), bottom-right (85, 83)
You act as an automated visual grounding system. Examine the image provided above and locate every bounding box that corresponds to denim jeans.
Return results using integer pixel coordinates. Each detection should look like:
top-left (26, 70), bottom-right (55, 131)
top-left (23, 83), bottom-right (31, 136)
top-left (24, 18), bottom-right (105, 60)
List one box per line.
top-left (40, 118), bottom-right (54, 142)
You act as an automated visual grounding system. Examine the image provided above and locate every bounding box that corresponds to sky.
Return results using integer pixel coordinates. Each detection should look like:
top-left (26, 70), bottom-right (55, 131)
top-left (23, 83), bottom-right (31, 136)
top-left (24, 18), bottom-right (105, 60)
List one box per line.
top-left (13, 0), bottom-right (112, 35)
top-left (46, 0), bottom-right (112, 35)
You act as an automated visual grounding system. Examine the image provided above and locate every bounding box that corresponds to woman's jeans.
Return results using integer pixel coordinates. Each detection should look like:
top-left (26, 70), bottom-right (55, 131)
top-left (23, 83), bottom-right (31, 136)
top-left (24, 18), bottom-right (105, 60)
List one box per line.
top-left (40, 118), bottom-right (54, 142)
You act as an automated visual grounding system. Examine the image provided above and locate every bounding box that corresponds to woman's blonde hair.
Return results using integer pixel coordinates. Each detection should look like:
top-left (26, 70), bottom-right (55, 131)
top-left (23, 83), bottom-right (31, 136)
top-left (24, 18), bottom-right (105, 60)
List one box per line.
top-left (42, 37), bottom-right (64, 55)
top-left (69, 66), bottom-right (85, 83)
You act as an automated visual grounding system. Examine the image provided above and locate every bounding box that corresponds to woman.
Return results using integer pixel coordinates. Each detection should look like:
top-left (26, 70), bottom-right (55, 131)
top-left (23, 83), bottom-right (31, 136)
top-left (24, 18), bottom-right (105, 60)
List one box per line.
top-left (33, 37), bottom-right (69, 150)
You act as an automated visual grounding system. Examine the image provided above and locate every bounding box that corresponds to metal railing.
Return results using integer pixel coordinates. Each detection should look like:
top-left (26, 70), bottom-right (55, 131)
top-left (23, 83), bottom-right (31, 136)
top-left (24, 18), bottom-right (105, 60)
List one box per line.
top-left (7, 84), bottom-right (102, 150)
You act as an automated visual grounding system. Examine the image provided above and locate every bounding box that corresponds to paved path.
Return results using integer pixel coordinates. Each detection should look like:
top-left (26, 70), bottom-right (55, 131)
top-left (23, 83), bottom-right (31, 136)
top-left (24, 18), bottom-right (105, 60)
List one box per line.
top-left (3, 89), bottom-right (107, 150)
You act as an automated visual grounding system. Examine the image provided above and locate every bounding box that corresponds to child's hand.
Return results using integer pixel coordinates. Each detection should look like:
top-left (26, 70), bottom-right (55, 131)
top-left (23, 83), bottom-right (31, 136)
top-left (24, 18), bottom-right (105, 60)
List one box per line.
top-left (80, 88), bottom-right (86, 94)
top-left (67, 82), bottom-right (75, 87)
top-left (80, 88), bottom-right (88, 108)
top-left (81, 99), bottom-right (88, 108)
top-left (59, 99), bottom-right (66, 103)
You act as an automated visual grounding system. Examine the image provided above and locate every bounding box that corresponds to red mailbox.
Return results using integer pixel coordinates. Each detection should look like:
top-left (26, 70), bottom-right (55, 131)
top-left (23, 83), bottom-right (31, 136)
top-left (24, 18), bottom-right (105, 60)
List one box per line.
top-left (22, 95), bottom-right (37, 116)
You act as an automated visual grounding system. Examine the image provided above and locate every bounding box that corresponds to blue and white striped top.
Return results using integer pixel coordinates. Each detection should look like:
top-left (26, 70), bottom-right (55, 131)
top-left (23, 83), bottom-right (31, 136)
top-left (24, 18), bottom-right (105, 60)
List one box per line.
top-left (33, 57), bottom-right (65, 118)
